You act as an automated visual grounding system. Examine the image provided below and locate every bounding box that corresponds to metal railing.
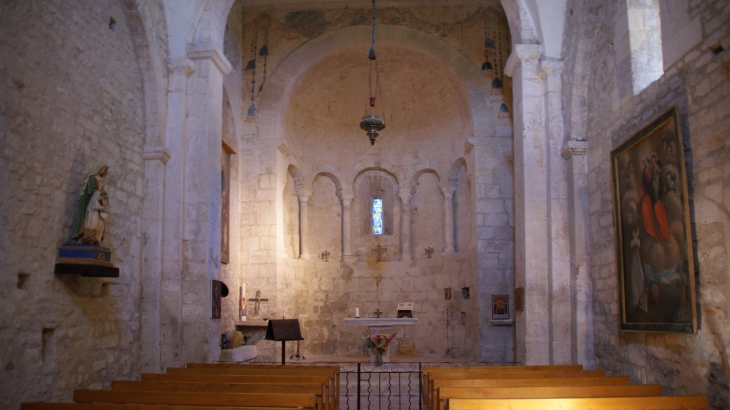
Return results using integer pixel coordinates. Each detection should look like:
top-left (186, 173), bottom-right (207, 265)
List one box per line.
top-left (215, 360), bottom-right (519, 410)
top-left (326, 361), bottom-right (519, 410)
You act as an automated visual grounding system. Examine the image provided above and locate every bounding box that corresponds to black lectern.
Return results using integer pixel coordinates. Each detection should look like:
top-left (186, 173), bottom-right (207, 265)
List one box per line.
top-left (265, 319), bottom-right (303, 364)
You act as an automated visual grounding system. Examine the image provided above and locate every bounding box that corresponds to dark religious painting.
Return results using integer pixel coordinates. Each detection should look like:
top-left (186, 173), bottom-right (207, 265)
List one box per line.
top-left (221, 143), bottom-right (234, 264)
top-left (611, 106), bottom-right (697, 333)
top-left (212, 280), bottom-right (222, 319)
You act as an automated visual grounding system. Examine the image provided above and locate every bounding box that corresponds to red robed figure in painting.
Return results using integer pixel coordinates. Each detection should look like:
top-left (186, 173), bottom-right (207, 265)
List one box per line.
top-left (640, 153), bottom-right (671, 242)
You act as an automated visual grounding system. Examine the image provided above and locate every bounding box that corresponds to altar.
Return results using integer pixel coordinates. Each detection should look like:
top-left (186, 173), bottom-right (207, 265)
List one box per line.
top-left (344, 318), bottom-right (417, 363)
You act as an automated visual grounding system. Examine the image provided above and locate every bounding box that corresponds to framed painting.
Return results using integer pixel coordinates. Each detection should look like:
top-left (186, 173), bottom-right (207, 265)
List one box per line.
top-left (610, 106), bottom-right (696, 333)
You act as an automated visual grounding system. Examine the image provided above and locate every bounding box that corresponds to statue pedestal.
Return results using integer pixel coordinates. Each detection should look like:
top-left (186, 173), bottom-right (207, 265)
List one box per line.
top-left (54, 243), bottom-right (119, 278)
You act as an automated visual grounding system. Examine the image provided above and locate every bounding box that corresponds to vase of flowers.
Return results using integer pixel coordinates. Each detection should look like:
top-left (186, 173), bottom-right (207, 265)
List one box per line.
top-left (365, 332), bottom-right (397, 365)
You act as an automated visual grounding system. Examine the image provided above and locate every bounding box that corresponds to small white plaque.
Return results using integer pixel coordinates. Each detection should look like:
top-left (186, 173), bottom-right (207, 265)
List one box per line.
top-left (397, 302), bottom-right (413, 311)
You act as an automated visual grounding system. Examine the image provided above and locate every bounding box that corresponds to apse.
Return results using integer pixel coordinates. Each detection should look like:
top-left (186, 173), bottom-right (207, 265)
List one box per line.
top-left (282, 41), bottom-right (473, 170)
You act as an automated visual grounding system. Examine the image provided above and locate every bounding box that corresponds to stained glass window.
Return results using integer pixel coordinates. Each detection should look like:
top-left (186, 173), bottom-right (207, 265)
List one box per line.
top-left (372, 197), bottom-right (383, 235)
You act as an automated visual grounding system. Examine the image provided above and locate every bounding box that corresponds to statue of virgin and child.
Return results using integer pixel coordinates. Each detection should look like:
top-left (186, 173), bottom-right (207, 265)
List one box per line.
top-left (71, 164), bottom-right (109, 246)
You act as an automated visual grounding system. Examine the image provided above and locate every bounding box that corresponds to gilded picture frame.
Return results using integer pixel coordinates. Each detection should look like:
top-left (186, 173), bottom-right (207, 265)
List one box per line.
top-left (610, 106), bottom-right (696, 333)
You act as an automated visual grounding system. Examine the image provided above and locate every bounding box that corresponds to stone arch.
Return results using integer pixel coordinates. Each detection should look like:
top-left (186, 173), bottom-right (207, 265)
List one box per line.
top-left (123, 0), bottom-right (167, 148)
top-left (222, 80), bottom-right (243, 149)
top-left (189, 0), bottom-right (234, 54)
top-left (448, 158), bottom-right (468, 187)
top-left (258, 24), bottom-right (494, 141)
top-left (408, 168), bottom-right (442, 198)
top-left (348, 160), bottom-right (403, 193)
top-left (352, 168), bottom-right (400, 238)
top-left (562, 0), bottom-right (599, 143)
top-left (500, 0), bottom-right (541, 46)
top-left (286, 164), bottom-right (306, 193)
top-left (311, 163), bottom-right (346, 197)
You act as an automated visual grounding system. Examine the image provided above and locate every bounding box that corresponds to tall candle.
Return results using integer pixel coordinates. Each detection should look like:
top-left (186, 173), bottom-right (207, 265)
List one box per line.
top-left (355, 308), bottom-right (360, 318)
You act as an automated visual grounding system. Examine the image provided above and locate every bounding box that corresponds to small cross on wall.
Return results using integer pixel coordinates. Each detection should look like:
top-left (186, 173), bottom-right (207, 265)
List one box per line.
top-left (373, 309), bottom-right (383, 318)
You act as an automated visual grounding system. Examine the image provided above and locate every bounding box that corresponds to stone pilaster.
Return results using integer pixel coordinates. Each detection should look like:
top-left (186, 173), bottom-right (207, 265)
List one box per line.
top-left (399, 191), bottom-right (412, 260)
top-left (180, 47), bottom-right (231, 363)
top-left (297, 190), bottom-right (312, 260)
top-left (562, 140), bottom-right (595, 368)
top-left (505, 43), bottom-right (549, 365)
top-left (150, 58), bottom-right (195, 373)
top-left (540, 59), bottom-right (572, 364)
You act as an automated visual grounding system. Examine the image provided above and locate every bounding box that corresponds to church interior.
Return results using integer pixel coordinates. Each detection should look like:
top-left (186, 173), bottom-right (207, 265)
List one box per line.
top-left (1, 0), bottom-right (729, 408)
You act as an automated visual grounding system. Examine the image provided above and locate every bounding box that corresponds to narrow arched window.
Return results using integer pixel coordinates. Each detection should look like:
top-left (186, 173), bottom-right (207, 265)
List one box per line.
top-left (372, 197), bottom-right (383, 235)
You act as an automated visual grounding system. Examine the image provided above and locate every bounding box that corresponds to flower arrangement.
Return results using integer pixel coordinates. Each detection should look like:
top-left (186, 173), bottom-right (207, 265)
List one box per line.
top-left (365, 332), bottom-right (397, 354)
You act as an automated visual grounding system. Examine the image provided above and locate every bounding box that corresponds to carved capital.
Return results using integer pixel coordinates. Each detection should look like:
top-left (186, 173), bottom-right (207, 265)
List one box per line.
top-left (561, 140), bottom-right (588, 160)
top-left (143, 145), bottom-right (171, 163)
top-left (338, 193), bottom-right (354, 206)
top-left (504, 44), bottom-right (542, 77)
top-left (296, 190), bottom-right (312, 202)
top-left (440, 185), bottom-right (457, 198)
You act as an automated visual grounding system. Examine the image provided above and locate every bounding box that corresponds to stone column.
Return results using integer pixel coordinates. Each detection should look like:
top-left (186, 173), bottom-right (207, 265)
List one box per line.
top-left (298, 191), bottom-right (312, 260)
top-left (399, 191), bottom-right (412, 260)
top-left (154, 58), bottom-right (195, 372)
top-left (562, 140), bottom-right (595, 368)
top-left (340, 194), bottom-right (354, 262)
top-left (540, 59), bottom-right (572, 364)
top-left (140, 145), bottom-right (171, 373)
top-left (441, 186), bottom-right (457, 254)
top-left (181, 48), bottom-right (231, 363)
top-left (505, 44), bottom-right (549, 365)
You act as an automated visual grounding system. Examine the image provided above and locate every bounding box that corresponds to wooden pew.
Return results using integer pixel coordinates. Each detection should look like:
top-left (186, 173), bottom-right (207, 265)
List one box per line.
top-left (436, 384), bottom-right (663, 410)
top-left (22, 404), bottom-right (303, 410)
top-left (446, 396), bottom-right (709, 410)
top-left (111, 381), bottom-right (327, 410)
top-left (421, 364), bottom-right (584, 407)
top-left (424, 369), bottom-right (606, 410)
top-left (430, 376), bottom-right (631, 410)
top-left (168, 365), bottom-right (339, 410)
top-left (73, 390), bottom-right (319, 409)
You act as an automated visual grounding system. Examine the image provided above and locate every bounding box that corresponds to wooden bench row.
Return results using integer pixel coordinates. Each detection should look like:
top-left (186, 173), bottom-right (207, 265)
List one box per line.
top-left (422, 364), bottom-right (708, 410)
top-left (21, 363), bottom-right (339, 410)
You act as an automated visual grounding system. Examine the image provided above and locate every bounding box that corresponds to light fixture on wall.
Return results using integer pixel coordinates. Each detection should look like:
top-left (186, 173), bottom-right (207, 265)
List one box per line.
top-left (359, 0), bottom-right (386, 146)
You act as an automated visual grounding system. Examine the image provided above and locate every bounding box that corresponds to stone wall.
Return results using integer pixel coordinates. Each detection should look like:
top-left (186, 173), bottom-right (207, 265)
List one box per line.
top-left (0, 1), bottom-right (146, 408)
top-left (578, 0), bottom-right (730, 406)
top-left (237, 3), bottom-right (514, 361)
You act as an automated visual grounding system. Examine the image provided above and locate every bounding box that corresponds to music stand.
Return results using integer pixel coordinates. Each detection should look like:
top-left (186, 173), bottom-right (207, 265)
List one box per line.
top-left (265, 319), bottom-right (303, 364)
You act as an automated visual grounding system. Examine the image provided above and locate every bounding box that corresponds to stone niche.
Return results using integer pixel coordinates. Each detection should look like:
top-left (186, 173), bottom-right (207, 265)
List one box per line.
top-left (353, 169), bottom-right (400, 262)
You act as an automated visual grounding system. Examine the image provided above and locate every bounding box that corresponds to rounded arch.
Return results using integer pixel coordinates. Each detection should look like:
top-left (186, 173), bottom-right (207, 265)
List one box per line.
top-left (258, 24), bottom-right (494, 140)
top-left (286, 164), bottom-right (307, 192)
top-left (124, 0), bottom-right (167, 148)
top-left (408, 168), bottom-right (442, 198)
top-left (352, 167), bottom-right (400, 199)
top-left (311, 163), bottom-right (345, 198)
top-left (500, 0), bottom-right (540, 46)
top-left (347, 159), bottom-right (403, 193)
top-left (448, 158), bottom-right (468, 186)
top-left (222, 80), bottom-right (243, 149)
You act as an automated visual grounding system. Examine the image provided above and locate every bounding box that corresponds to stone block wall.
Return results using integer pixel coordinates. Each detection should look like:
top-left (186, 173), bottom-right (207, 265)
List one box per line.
top-left (579, 0), bottom-right (730, 406)
top-left (0, 1), bottom-right (146, 408)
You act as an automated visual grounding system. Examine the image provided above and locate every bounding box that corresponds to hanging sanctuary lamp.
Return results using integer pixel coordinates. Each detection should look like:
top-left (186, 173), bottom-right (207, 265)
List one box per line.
top-left (359, 0), bottom-right (386, 146)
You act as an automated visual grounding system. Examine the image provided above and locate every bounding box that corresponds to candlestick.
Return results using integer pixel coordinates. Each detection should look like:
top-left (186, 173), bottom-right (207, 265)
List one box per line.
top-left (355, 308), bottom-right (360, 318)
